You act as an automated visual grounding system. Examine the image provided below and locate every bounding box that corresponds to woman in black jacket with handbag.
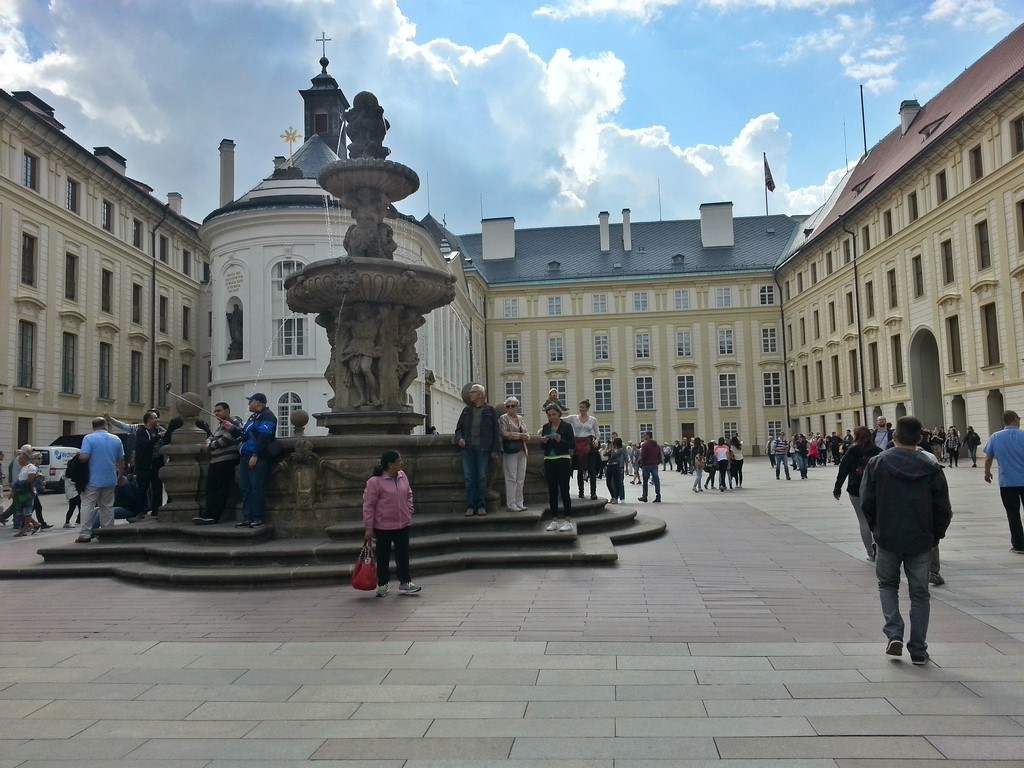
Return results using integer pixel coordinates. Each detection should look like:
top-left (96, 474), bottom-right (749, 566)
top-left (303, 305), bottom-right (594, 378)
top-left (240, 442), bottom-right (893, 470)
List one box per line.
top-left (833, 425), bottom-right (882, 561)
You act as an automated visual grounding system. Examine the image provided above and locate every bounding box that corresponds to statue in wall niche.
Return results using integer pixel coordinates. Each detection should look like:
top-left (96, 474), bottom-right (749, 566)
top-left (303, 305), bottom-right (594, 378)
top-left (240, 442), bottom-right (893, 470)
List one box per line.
top-left (344, 91), bottom-right (390, 160)
top-left (338, 305), bottom-right (384, 407)
top-left (226, 306), bottom-right (243, 360)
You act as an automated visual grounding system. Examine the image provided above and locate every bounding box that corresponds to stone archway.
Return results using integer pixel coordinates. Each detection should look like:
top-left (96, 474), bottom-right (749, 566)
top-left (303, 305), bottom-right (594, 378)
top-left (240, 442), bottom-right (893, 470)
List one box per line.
top-left (951, 395), bottom-right (967, 432)
top-left (987, 390), bottom-right (1004, 436)
top-left (909, 329), bottom-right (943, 428)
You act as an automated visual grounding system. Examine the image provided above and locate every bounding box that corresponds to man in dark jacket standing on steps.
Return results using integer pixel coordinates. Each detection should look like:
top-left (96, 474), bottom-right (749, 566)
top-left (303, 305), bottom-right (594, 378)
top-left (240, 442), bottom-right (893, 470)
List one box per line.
top-left (861, 415), bottom-right (952, 666)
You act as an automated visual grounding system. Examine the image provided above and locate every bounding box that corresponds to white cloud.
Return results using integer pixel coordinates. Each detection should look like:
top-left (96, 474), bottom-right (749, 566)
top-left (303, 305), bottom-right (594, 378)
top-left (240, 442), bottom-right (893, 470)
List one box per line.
top-left (534, 0), bottom-right (678, 22)
top-left (924, 0), bottom-right (1011, 30)
top-left (702, 0), bottom-right (856, 7)
top-left (775, 29), bottom-right (845, 64)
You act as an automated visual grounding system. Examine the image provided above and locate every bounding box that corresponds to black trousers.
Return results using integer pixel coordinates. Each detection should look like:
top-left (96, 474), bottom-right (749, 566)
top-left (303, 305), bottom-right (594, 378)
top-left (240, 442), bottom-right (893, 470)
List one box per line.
top-left (205, 460), bottom-right (238, 522)
top-left (136, 470), bottom-right (163, 514)
top-left (576, 450), bottom-right (598, 496)
top-left (374, 527), bottom-right (411, 586)
top-left (545, 458), bottom-right (573, 517)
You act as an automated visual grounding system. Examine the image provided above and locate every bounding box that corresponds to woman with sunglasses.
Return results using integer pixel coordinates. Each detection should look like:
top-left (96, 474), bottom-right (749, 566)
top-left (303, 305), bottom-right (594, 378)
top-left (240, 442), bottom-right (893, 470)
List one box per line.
top-left (499, 397), bottom-right (530, 512)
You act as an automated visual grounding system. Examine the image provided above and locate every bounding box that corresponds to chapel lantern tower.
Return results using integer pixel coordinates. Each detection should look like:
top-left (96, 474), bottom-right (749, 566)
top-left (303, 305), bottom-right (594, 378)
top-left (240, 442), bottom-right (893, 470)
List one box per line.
top-left (299, 55), bottom-right (349, 157)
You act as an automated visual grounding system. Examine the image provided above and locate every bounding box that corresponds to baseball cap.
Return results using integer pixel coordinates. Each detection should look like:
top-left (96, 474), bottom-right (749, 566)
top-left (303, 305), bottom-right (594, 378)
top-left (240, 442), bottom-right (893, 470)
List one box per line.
top-left (247, 392), bottom-right (267, 404)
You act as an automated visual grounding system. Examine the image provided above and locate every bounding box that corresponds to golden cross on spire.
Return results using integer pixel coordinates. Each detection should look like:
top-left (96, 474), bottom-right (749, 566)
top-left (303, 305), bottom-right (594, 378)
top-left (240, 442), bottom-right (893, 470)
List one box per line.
top-left (316, 31), bottom-right (331, 58)
top-left (280, 127), bottom-right (300, 166)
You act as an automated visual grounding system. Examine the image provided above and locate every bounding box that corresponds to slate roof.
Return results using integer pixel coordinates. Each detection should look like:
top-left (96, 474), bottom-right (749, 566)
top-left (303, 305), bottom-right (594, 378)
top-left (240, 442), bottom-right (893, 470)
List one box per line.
top-left (803, 22), bottom-right (1024, 248)
top-left (456, 214), bottom-right (805, 286)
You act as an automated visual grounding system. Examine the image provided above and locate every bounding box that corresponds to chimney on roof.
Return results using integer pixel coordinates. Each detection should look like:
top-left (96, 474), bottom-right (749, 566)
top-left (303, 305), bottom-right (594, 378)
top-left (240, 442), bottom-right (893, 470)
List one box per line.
top-left (699, 202), bottom-right (734, 248)
top-left (482, 217), bottom-right (515, 261)
top-left (622, 208), bottom-right (632, 252)
top-left (899, 99), bottom-right (921, 135)
top-left (167, 192), bottom-right (182, 215)
top-left (93, 147), bottom-right (127, 176)
top-left (599, 211), bottom-right (610, 252)
top-left (219, 139), bottom-right (235, 207)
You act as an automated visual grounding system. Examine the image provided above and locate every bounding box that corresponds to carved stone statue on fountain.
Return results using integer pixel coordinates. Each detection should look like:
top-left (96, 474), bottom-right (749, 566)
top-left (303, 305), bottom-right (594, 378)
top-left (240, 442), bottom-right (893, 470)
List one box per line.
top-left (285, 90), bottom-right (456, 434)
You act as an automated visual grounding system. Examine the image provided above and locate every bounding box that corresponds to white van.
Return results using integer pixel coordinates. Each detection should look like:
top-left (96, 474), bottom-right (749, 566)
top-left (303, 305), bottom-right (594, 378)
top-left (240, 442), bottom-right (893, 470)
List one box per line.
top-left (36, 447), bottom-right (81, 492)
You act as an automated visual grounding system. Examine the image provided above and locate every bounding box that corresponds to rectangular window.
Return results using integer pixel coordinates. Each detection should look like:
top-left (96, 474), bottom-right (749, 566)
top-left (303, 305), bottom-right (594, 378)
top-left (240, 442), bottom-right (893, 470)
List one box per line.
top-left (723, 422), bottom-right (738, 442)
top-left (718, 328), bottom-right (734, 356)
top-left (182, 249), bottom-right (192, 277)
top-left (547, 296), bottom-right (563, 316)
top-left (61, 332), bottom-right (77, 394)
top-left (865, 280), bottom-right (875, 317)
top-left (159, 296), bottom-right (169, 333)
top-left (17, 321), bottom-right (35, 388)
top-left (788, 369), bottom-right (796, 406)
top-left (182, 306), bottom-right (191, 341)
top-left (843, 240), bottom-right (852, 264)
top-left (868, 341), bottom-right (880, 390)
top-left (635, 333), bottom-right (651, 359)
top-left (799, 317), bottom-right (806, 346)
top-left (947, 315), bottom-right (963, 373)
top-left (718, 373), bottom-right (738, 408)
top-left (797, 273), bottom-right (804, 293)
top-left (132, 218), bottom-right (143, 249)
top-left (825, 250), bottom-right (833, 275)
top-left (99, 343), bottom-right (112, 400)
top-left (828, 302), bottom-right (836, 333)
top-left (883, 209), bottom-right (893, 237)
top-left (21, 233), bottom-right (36, 286)
top-left (504, 381), bottom-right (522, 405)
top-left (715, 287), bottom-right (732, 308)
top-left (816, 360), bottom-right (824, 399)
top-left (505, 338), bottom-right (519, 364)
top-left (132, 283), bottom-right (143, 324)
top-left (157, 359), bottom-right (169, 406)
top-left (548, 380), bottom-right (566, 403)
top-left (761, 327), bottom-right (777, 354)
top-left (908, 191), bottom-right (919, 222)
top-left (813, 311), bottom-right (820, 339)
top-left (101, 199), bottom-right (113, 232)
top-left (633, 291), bottom-right (649, 312)
top-left (762, 372), bottom-right (781, 406)
top-left (181, 364), bottom-right (191, 394)
top-left (912, 255), bottom-right (924, 297)
top-left (849, 349), bottom-right (860, 394)
top-left (159, 235), bottom-right (169, 263)
top-left (549, 336), bottom-right (564, 363)
top-left (677, 375), bottom-right (696, 409)
top-left (891, 334), bottom-right (904, 384)
top-left (594, 333), bottom-right (609, 360)
top-left (759, 285), bottom-right (776, 305)
top-left (981, 302), bottom-right (1000, 366)
top-left (592, 294), bottom-right (608, 314)
top-left (941, 239), bottom-right (954, 284)
top-left (831, 355), bottom-right (841, 397)
top-left (676, 330), bottom-right (692, 357)
top-left (1012, 115), bottom-right (1024, 155)
top-left (767, 420), bottom-right (783, 440)
top-left (861, 225), bottom-right (871, 252)
top-left (638, 423), bottom-right (653, 443)
top-left (503, 298), bottom-right (519, 318)
top-left (935, 170), bottom-right (948, 203)
top-left (130, 351), bottom-right (143, 403)
top-left (845, 292), bottom-right (854, 325)
top-left (594, 378), bottom-right (612, 412)
top-left (274, 318), bottom-right (306, 356)
top-left (598, 425), bottom-right (612, 444)
top-left (101, 269), bottom-right (113, 313)
top-left (65, 253), bottom-right (78, 301)
top-left (801, 365), bottom-right (810, 403)
top-left (811, 263), bottom-right (818, 284)
top-left (887, 269), bottom-right (898, 309)
top-left (635, 377), bottom-right (654, 411)
top-left (785, 281), bottom-right (791, 302)
top-left (976, 220), bottom-right (991, 270)
top-left (969, 144), bottom-right (983, 182)
top-left (66, 178), bottom-right (80, 213)
top-left (22, 152), bottom-right (38, 189)
top-left (673, 290), bottom-right (690, 310)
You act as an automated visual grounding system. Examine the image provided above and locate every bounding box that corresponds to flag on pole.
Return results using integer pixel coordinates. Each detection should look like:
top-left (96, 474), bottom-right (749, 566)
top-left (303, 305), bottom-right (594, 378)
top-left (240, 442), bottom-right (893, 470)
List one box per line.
top-left (763, 153), bottom-right (776, 192)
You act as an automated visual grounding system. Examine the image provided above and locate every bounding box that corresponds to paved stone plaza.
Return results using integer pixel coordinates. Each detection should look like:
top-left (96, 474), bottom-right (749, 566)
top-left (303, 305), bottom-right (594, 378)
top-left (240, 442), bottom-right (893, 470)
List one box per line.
top-left (1, 458), bottom-right (1022, 766)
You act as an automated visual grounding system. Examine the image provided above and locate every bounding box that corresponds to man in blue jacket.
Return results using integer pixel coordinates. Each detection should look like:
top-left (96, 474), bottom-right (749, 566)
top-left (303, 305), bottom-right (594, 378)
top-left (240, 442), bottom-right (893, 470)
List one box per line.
top-left (861, 416), bottom-right (952, 666)
top-left (229, 393), bottom-right (277, 529)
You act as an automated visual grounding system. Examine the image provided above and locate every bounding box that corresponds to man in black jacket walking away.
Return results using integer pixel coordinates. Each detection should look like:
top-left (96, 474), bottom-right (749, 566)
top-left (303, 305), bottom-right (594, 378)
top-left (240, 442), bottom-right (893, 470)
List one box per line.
top-left (861, 416), bottom-right (952, 666)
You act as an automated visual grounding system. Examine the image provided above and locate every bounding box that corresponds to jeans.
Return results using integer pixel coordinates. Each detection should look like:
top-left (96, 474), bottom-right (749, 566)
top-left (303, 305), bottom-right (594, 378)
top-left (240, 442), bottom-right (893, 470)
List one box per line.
top-left (774, 455), bottom-right (790, 479)
top-left (544, 458), bottom-right (573, 517)
top-left (374, 527), bottom-right (411, 586)
top-left (461, 447), bottom-right (490, 513)
top-left (692, 468), bottom-right (704, 490)
top-left (641, 466), bottom-right (661, 499)
top-left (876, 546), bottom-right (932, 657)
top-left (238, 456), bottom-right (271, 524)
top-left (795, 453), bottom-right (808, 478)
top-left (967, 446), bottom-right (978, 465)
top-left (90, 506), bottom-right (136, 530)
top-left (999, 486), bottom-right (1024, 551)
top-left (205, 459), bottom-right (239, 522)
top-left (605, 464), bottom-right (624, 502)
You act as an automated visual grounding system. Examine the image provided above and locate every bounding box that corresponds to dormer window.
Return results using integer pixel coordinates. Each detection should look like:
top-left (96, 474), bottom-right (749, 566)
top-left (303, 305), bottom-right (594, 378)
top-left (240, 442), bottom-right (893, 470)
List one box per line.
top-left (547, 260), bottom-right (560, 272)
top-left (314, 112), bottom-right (328, 134)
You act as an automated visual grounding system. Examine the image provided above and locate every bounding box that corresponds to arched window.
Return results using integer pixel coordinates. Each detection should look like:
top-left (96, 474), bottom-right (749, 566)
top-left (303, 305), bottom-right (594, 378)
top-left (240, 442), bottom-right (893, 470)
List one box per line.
top-left (276, 391), bottom-right (302, 437)
top-left (271, 260), bottom-right (306, 356)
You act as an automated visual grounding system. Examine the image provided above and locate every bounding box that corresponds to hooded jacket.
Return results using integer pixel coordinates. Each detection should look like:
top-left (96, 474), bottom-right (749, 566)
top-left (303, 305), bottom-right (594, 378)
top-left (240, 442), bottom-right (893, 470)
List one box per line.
top-left (860, 447), bottom-right (952, 556)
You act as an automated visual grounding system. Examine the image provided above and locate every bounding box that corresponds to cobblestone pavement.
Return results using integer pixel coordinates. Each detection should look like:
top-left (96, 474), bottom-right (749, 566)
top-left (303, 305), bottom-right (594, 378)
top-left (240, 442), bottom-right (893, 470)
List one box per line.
top-left (1, 459), bottom-right (1022, 766)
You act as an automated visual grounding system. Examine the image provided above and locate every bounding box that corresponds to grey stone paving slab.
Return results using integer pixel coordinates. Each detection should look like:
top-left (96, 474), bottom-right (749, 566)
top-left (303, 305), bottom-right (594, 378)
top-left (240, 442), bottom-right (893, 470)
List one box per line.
top-left (408, 641), bottom-right (547, 654)
top-left (405, 761), bottom-right (612, 768)
top-left (27, 700), bottom-right (201, 720)
top-left (614, 762), bottom-right (839, 768)
top-left (833, 761), bottom-right (1016, 768)
top-left (0, 719), bottom-right (94, 738)
top-left (525, 700), bottom-right (707, 718)
top-left (467, 654), bottom-right (617, 669)
top-left (232, 668), bottom-right (387, 684)
top-left (187, 653), bottom-right (334, 669)
top-left (536, 669), bottom-right (699, 685)
top-left (0, 737), bottom-right (146, 760)
top-left (0, 683), bottom-right (154, 700)
top-left (354, 701), bottom-right (527, 719)
top-left (810, 714), bottom-right (1024, 735)
top-left (144, 642), bottom-right (283, 656)
top-left (0, 700), bottom-right (49, 717)
top-left (0, 642), bottom-right (155, 655)
top-left (185, 700), bottom-right (359, 720)
top-left (889, 697), bottom-right (1024, 715)
top-left (695, 669), bottom-right (869, 684)
top-left (616, 655), bottom-right (773, 670)
top-left (76, 719), bottom-right (257, 738)
top-left (383, 668), bottom-right (541, 685)
top-left (9, 761), bottom-right (209, 768)
top-left (135, 683), bottom-right (300, 701)
top-left (244, 718), bottom-right (432, 738)
top-left (290, 683), bottom-right (453, 702)
top-left (926, 735), bottom-right (1024, 759)
top-left (785, 682), bottom-right (978, 698)
top-left (275, 641), bottom-right (412, 654)
top-left (689, 642), bottom-right (843, 656)
top-left (616, 683), bottom-right (792, 700)
top-left (546, 642), bottom-right (693, 656)
top-left (206, 762), bottom-right (403, 768)
top-left (860, 665), bottom-right (1024, 682)
top-left (509, 735), bottom-right (720, 759)
top-left (425, 717), bottom-right (615, 737)
top-left (311, 736), bottom-right (514, 760)
top-left (127, 737), bottom-right (324, 760)
top-left (324, 653), bottom-right (473, 669)
top-left (716, 735), bottom-right (945, 758)
top-left (450, 684), bottom-right (616, 702)
top-left (703, 698), bottom-right (900, 717)
top-left (616, 715), bottom-right (816, 737)
top-left (0, 667), bottom-right (106, 683)
top-left (90, 668), bottom-right (245, 685)
top-left (55, 654), bottom-right (198, 669)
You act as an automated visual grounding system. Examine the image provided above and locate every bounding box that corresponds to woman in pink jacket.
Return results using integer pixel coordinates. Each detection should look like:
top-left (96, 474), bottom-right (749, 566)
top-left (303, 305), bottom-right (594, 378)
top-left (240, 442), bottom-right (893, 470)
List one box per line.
top-left (362, 451), bottom-right (421, 597)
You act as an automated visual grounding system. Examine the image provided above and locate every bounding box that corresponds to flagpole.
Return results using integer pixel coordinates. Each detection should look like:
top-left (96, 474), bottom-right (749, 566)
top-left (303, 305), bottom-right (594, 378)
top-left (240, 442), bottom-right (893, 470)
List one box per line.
top-left (765, 184), bottom-right (769, 218)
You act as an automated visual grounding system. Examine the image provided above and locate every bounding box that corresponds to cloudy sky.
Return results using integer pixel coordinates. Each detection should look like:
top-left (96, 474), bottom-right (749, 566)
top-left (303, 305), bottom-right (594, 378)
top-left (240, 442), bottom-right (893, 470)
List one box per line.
top-left (1, 0), bottom-right (1021, 235)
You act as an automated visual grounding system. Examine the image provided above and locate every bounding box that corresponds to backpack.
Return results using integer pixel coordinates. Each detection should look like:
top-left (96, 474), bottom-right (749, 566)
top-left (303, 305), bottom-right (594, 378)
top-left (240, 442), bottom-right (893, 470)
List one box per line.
top-left (64, 454), bottom-right (89, 488)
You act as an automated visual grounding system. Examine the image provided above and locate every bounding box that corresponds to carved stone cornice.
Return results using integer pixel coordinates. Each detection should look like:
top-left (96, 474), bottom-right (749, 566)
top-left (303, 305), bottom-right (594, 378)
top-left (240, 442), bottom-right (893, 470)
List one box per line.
top-left (970, 277), bottom-right (999, 297)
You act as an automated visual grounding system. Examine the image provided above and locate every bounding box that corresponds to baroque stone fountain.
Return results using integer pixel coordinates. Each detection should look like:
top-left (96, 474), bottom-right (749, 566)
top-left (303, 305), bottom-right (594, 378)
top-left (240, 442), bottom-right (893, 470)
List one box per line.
top-left (284, 91), bottom-right (455, 435)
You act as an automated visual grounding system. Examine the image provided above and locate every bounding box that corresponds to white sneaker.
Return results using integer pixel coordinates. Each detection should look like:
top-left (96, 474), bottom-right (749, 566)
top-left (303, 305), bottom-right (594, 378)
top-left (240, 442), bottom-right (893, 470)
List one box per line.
top-left (558, 521), bottom-right (573, 532)
top-left (398, 581), bottom-right (421, 594)
top-left (545, 520), bottom-right (559, 531)
top-left (375, 584), bottom-right (390, 597)
top-left (506, 506), bottom-right (519, 513)
top-left (517, 504), bottom-right (528, 511)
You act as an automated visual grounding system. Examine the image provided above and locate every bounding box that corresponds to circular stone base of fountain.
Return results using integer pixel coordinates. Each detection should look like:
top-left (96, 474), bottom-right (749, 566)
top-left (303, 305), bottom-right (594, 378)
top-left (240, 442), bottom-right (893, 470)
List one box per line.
top-left (314, 410), bottom-right (426, 436)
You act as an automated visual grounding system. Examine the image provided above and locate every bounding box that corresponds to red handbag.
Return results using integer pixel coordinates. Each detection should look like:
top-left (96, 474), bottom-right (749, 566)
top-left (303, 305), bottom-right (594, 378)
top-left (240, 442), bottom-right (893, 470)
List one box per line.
top-left (351, 543), bottom-right (378, 591)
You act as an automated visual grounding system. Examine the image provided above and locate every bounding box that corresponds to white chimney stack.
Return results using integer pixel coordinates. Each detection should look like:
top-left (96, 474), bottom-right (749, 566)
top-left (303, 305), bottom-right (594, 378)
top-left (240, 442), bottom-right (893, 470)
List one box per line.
top-left (699, 202), bottom-right (734, 248)
top-left (482, 217), bottom-right (516, 261)
top-left (167, 192), bottom-right (182, 215)
top-left (599, 211), bottom-right (610, 252)
top-left (622, 208), bottom-right (632, 252)
top-left (219, 139), bottom-right (235, 207)
top-left (899, 99), bottom-right (922, 135)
